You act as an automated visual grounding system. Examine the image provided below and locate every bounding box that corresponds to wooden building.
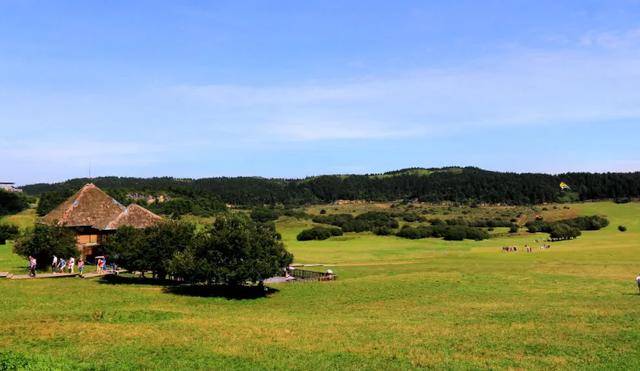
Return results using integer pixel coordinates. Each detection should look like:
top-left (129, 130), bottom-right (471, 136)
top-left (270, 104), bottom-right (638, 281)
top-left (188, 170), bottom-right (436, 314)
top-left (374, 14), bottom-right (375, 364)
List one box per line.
top-left (41, 183), bottom-right (163, 257)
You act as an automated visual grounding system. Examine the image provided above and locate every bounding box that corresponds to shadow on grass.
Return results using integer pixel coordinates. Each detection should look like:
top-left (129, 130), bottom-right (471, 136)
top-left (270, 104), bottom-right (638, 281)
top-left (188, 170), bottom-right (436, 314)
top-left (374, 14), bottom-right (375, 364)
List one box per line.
top-left (163, 284), bottom-right (279, 300)
top-left (99, 274), bottom-right (180, 287)
top-left (99, 274), bottom-right (278, 300)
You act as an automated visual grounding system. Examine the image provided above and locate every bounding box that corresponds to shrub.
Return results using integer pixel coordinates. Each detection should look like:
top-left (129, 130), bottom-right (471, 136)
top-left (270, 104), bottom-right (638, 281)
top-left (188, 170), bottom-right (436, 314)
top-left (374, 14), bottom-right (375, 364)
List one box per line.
top-left (396, 225), bottom-right (433, 239)
top-left (296, 226), bottom-right (343, 241)
top-left (373, 226), bottom-right (394, 236)
top-left (401, 212), bottom-right (423, 222)
top-left (396, 225), bottom-right (489, 241)
top-left (618, 225), bottom-right (627, 232)
top-left (549, 223), bottom-right (581, 240)
top-left (13, 224), bottom-right (77, 269)
top-left (509, 224), bottom-right (519, 233)
top-left (319, 209), bottom-right (327, 214)
top-left (312, 211), bottom-right (398, 233)
top-left (0, 224), bottom-right (20, 245)
top-left (250, 207), bottom-right (280, 223)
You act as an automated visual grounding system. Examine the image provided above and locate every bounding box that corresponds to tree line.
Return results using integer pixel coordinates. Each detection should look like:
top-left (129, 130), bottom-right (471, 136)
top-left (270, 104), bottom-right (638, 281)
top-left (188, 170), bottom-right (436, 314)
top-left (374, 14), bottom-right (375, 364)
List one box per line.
top-left (22, 167), bottom-right (640, 208)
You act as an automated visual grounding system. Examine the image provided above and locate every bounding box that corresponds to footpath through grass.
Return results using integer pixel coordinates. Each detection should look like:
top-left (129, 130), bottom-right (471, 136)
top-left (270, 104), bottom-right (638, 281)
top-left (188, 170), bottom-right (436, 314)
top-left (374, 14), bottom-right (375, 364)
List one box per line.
top-left (0, 201), bottom-right (639, 369)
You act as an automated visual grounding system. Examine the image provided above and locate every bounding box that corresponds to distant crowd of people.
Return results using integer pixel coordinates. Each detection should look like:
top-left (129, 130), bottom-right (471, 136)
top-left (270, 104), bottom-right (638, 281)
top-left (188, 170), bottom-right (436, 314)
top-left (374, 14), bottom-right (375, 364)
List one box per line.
top-left (502, 244), bottom-right (551, 253)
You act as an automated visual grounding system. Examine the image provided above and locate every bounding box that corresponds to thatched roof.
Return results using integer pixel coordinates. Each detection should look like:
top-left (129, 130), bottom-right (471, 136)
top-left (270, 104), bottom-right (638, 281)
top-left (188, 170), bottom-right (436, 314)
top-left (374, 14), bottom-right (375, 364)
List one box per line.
top-left (107, 204), bottom-right (163, 229)
top-left (41, 183), bottom-right (163, 230)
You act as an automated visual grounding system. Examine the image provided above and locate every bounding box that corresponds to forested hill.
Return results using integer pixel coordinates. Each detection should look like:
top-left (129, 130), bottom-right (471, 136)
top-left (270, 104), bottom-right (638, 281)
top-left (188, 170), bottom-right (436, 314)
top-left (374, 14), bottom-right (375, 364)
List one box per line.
top-left (21, 167), bottom-right (640, 207)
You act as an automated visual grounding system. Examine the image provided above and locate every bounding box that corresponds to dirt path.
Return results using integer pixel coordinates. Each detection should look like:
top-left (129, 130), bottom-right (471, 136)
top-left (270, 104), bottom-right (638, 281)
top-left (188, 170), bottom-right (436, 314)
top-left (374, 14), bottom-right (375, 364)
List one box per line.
top-left (5, 270), bottom-right (123, 280)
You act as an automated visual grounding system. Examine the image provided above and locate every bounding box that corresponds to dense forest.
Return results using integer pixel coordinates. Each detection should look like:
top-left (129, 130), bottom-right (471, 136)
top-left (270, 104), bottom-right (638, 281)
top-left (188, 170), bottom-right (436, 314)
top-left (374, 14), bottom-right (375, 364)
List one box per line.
top-left (21, 167), bottom-right (640, 210)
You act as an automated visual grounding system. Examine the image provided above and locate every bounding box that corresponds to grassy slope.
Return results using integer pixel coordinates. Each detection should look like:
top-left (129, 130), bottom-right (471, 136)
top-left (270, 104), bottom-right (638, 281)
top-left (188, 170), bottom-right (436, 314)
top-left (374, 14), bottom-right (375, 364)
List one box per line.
top-left (0, 202), bottom-right (639, 369)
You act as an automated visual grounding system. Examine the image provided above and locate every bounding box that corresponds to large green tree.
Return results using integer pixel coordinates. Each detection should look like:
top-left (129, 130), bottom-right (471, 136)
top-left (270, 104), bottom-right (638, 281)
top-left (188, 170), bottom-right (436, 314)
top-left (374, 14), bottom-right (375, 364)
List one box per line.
top-left (14, 225), bottom-right (77, 269)
top-left (104, 221), bottom-right (195, 279)
top-left (170, 214), bottom-right (293, 286)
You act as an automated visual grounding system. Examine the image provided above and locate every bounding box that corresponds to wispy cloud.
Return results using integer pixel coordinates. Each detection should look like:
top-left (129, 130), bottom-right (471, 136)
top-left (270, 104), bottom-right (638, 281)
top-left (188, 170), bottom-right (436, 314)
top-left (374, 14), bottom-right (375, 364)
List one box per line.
top-left (580, 28), bottom-right (640, 49)
top-left (169, 42), bottom-right (640, 141)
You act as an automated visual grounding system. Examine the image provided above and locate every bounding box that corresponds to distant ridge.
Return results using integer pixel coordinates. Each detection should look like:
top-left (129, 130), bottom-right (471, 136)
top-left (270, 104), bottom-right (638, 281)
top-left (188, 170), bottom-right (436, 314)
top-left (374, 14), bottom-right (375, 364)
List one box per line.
top-left (21, 167), bottom-right (640, 207)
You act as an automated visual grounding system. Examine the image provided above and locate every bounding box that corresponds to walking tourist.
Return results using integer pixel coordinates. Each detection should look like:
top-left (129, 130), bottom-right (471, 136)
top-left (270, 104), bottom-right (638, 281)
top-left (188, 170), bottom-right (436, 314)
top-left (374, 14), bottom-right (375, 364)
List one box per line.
top-left (636, 273), bottom-right (640, 294)
top-left (78, 259), bottom-right (85, 277)
top-left (28, 256), bottom-right (36, 277)
top-left (68, 257), bottom-right (75, 273)
top-left (58, 258), bottom-right (66, 273)
top-left (51, 255), bottom-right (58, 273)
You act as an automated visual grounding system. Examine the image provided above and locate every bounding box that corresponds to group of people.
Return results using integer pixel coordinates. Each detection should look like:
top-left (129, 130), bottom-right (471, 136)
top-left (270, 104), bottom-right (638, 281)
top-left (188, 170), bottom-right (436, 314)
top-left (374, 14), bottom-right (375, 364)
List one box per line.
top-left (502, 244), bottom-right (552, 253)
top-left (25, 255), bottom-right (111, 278)
top-left (51, 255), bottom-right (85, 276)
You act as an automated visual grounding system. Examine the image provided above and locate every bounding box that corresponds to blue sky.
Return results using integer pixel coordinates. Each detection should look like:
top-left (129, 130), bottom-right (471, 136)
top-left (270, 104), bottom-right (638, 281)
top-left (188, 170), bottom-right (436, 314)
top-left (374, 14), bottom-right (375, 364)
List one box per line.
top-left (1, 1), bottom-right (639, 184)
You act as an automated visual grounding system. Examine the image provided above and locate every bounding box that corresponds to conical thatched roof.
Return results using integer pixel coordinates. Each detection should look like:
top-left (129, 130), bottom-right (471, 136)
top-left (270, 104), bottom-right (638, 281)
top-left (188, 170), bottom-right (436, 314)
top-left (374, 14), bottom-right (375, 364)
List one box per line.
top-left (41, 183), bottom-right (163, 230)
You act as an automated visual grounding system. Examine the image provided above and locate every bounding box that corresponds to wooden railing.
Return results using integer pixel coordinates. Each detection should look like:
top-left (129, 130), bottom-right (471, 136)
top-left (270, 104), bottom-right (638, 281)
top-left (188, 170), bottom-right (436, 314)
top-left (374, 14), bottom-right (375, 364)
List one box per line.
top-left (290, 268), bottom-right (336, 281)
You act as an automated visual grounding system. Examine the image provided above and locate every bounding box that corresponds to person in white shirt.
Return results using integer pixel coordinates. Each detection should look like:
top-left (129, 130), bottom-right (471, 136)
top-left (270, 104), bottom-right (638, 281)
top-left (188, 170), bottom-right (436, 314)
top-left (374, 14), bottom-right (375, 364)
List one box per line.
top-left (68, 257), bottom-right (75, 273)
top-left (636, 274), bottom-right (640, 294)
top-left (51, 255), bottom-right (58, 273)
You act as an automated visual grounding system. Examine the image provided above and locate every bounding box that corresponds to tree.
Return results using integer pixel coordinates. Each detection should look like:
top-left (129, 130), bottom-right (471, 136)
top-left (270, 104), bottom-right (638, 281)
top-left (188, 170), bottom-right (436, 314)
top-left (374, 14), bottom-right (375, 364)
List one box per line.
top-left (0, 224), bottom-right (20, 245)
top-left (142, 221), bottom-right (195, 278)
top-left (104, 221), bottom-right (195, 279)
top-left (170, 215), bottom-right (293, 286)
top-left (14, 225), bottom-right (77, 269)
top-left (103, 226), bottom-right (147, 274)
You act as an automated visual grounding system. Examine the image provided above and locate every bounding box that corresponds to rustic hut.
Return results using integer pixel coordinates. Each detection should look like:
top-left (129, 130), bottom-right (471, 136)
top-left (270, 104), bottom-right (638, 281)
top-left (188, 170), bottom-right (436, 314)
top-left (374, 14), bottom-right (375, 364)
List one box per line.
top-left (41, 183), bottom-right (163, 257)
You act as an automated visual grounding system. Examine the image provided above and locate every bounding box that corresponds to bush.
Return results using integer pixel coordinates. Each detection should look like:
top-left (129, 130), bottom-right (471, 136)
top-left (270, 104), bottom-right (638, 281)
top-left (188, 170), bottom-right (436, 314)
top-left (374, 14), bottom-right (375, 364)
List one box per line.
top-left (526, 215), bottom-right (609, 235)
top-left (13, 224), bottom-right (77, 269)
top-left (396, 225), bottom-right (433, 239)
top-left (250, 207), bottom-right (280, 223)
top-left (401, 212), bottom-right (423, 222)
top-left (0, 224), bottom-right (20, 245)
top-left (373, 226), bottom-right (394, 236)
top-left (396, 225), bottom-right (489, 241)
top-left (296, 226), bottom-right (343, 241)
top-left (618, 225), bottom-right (627, 232)
top-left (509, 224), bottom-right (519, 233)
top-left (549, 223), bottom-right (581, 240)
top-left (312, 211), bottom-right (398, 233)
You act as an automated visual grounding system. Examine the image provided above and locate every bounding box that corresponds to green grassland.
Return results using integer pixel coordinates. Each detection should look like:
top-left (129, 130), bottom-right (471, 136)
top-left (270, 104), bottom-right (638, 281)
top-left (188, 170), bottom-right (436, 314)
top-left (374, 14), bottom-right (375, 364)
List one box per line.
top-left (0, 201), bottom-right (639, 369)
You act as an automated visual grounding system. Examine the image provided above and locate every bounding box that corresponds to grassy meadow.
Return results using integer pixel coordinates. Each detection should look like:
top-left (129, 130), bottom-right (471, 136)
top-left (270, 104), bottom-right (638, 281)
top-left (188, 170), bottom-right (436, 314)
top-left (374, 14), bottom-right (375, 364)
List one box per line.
top-left (0, 201), bottom-right (639, 369)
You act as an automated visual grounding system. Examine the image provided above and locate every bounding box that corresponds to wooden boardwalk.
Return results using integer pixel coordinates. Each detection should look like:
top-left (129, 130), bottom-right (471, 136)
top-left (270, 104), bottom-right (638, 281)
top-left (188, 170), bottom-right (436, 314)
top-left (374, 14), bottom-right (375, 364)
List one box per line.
top-left (4, 270), bottom-right (123, 280)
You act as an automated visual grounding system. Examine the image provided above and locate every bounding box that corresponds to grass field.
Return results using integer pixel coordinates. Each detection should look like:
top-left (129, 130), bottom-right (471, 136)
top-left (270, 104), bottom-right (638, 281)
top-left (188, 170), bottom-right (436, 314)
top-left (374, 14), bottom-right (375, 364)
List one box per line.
top-left (0, 201), bottom-right (639, 369)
